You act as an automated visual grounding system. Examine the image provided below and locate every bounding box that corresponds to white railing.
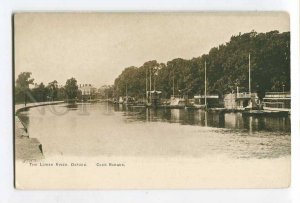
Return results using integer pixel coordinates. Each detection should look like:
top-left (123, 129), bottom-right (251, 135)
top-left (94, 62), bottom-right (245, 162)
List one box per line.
top-left (265, 92), bottom-right (291, 98)
top-left (194, 95), bottom-right (219, 99)
top-left (236, 93), bottom-right (257, 99)
top-left (236, 93), bottom-right (251, 98)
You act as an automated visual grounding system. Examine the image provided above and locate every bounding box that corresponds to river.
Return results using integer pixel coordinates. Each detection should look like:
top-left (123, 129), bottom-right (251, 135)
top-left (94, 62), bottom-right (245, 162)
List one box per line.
top-left (18, 102), bottom-right (290, 160)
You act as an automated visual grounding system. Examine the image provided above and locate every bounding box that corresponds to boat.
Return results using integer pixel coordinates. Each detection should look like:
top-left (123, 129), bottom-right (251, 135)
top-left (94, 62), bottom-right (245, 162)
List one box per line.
top-left (145, 90), bottom-right (162, 108)
top-left (123, 96), bottom-right (135, 106)
top-left (169, 96), bottom-right (186, 108)
top-left (194, 95), bottom-right (221, 109)
top-left (166, 70), bottom-right (186, 109)
top-left (118, 97), bottom-right (124, 104)
top-left (262, 92), bottom-right (290, 113)
top-left (190, 104), bottom-right (206, 109)
top-left (223, 53), bottom-right (261, 112)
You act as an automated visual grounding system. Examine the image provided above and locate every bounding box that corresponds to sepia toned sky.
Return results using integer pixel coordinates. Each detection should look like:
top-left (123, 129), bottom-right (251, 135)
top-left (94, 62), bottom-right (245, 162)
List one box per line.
top-left (14, 12), bottom-right (289, 87)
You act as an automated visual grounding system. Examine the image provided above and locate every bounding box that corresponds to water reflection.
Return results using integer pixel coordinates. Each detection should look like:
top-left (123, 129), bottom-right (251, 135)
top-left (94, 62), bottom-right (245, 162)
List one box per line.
top-left (115, 105), bottom-right (290, 133)
top-left (65, 103), bottom-right (78, 110)
top-left (16, 103), bottom-right (290, 159)
top-left (17, 109), bottom-right (30, 127)
top-left (19, 103), bottom-right (290, 134)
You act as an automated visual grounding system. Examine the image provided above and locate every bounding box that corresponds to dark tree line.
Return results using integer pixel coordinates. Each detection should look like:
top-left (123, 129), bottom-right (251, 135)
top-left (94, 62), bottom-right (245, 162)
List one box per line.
top-left (113, 30), bottom-right (290, 100)
top-left (15, 72), bottom-right (79, 104)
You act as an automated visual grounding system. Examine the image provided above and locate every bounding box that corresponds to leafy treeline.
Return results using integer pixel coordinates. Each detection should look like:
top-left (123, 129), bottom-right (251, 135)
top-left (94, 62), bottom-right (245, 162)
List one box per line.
top-left (114, 30), bottom-right (290, 99)
top-left (15, 72), bottom-right (79, 104)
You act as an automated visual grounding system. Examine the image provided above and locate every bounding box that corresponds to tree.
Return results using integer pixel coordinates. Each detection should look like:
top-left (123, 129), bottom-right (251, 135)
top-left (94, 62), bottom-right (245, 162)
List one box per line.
top-left (57, 86), bottom-right (66, 101)
top-left (47, 80), bottom-right (58, 101)
top-left (65, 78), bottom-right (78, 102)
top-left (112, 30), bottom-right (290, 100)
top-left (15, 72), bottom-right (34, 105)
top-left (31, 82), bottom-right (48, 102)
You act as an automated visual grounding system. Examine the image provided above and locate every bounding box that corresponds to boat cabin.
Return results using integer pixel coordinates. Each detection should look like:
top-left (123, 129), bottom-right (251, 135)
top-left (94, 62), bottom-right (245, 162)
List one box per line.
top-left (123, 96), bottom-right (135, 104)
top-left (170, 96), bottom-right (186, 107)
top-left (262, 92), bottom-right (290, 112)
top-left (224, 92), bottom-right (258, 110)
top-left (147, 90), bottom-right (162, 107)
top-left (194, 95), bottom-right (220, 108)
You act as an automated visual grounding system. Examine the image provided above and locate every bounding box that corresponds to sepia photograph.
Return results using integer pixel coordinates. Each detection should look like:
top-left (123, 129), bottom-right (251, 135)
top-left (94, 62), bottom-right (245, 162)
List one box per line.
top-left (13, 12), bottom-right (290, 189)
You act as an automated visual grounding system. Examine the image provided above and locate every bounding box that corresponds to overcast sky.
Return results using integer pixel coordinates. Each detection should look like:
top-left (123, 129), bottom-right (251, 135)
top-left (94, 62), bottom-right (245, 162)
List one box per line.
top-left (14, 12), bottom-right (289, 87)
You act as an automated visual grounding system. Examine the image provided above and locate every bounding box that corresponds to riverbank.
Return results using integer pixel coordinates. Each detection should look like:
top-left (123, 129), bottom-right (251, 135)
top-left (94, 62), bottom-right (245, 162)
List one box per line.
top-left (14, 101), bottom-right (64, 160)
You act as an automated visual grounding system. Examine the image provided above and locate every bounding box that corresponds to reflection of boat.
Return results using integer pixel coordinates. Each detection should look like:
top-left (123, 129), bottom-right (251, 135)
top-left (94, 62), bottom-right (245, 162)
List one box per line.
top-left (242, 110), bottom-right (288, 117)
top-left (186, 104), bottom-right (205, 109)
top-left (170, 109), bottom-right (180, 122)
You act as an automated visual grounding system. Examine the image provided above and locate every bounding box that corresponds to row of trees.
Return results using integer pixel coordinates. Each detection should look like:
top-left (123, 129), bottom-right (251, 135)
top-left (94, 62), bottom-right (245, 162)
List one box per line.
top-left (15, 30), bottom-right (290, 103)
top-left (113, 30), bottom-right (290, 100)
top-left (15, 72), bottom-right (79, 105)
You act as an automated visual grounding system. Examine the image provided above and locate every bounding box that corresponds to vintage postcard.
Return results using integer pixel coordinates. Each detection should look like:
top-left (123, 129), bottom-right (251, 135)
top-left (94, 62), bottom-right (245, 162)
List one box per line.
top-left (14, 12), bottom-right (290, 189)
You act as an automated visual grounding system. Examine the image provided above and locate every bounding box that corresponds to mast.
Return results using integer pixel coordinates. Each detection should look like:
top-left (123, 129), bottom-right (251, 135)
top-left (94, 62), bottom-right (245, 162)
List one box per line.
top-left (154, 72), bottom-right (156, 91)
top-left (249, 53), bottom-right (251, 94)
top-left (205, 60), bottom-right (207, 107)
top-left (81, 86), bottom-right (83, 102)
top-left (149, 68), bottom-right (152, 102)
top-left (173, 71), bottom-right (175, 97)
top-left (146, 68), bottom-right (148, 102)
top-left (106, 91), bottom-right (109, 112)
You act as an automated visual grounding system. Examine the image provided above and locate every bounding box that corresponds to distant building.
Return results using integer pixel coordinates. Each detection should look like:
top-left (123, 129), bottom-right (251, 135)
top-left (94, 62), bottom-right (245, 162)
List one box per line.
top-left (78, 84), bottom-right (97, 100)
top-left (79, 84), bottom-right (96, 95)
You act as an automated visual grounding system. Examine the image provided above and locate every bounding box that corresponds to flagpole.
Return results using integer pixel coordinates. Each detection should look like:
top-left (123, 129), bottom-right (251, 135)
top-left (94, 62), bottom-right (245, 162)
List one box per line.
top-left (205, 60), bottom-right (207, 107)
top-left (173, 71), bottom-right (175, 97)
top-left (146, 68), bottom-right (148, 102)
top-left (149, 68), bottom-right (152, 102)
top-left (249, 53), bottom-right (251, 94)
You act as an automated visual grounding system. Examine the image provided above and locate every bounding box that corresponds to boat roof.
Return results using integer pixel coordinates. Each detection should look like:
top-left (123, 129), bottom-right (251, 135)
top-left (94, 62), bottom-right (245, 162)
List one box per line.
top-left (147, 90), bottom-right (162, 94)
top-left (194, 95), bottom-right (219, 99)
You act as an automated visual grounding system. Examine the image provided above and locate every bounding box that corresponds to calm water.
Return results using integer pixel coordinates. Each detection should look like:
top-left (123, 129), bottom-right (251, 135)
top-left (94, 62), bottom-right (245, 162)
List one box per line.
top-left (18, 103), bottom-right (291, 159)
